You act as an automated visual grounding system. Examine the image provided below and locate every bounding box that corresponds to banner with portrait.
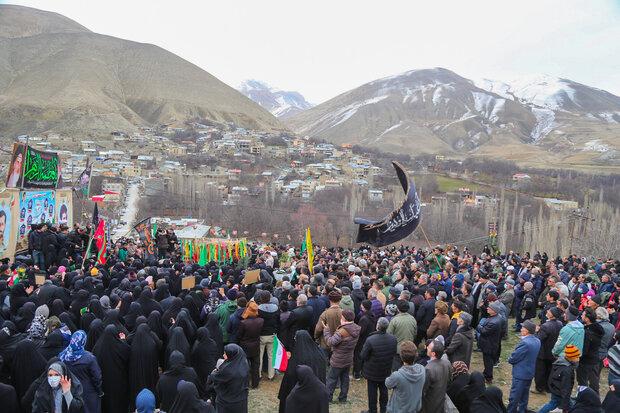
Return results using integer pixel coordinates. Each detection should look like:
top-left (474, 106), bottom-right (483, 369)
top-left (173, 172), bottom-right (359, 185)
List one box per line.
top-left (5, 143), bottom-right (26, 188)
top-left (55, 189), bottom-right (73, 227)
top-left (0, 190), bottom-right (18, 259)
top-left (16, 190), bottom-right (56, 251)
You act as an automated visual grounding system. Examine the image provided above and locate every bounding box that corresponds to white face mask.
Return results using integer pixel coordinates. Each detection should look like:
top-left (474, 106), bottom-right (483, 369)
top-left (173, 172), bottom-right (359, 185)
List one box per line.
top-left (48, 376), bottom-right (61, 388)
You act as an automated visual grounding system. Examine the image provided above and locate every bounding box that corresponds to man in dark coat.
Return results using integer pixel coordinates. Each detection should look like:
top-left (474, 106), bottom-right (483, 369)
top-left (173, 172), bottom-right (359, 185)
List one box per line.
top-left (577, 307), bottom-right (604, 393)
top-left (421, 340), bottom-right (451, 413)
top-left (360, 317), bottom-right (397, 413)
top-left (415, 288), bottom-right (436, 344)
top-left (479, 301), bottom-right (503, 383)
top-left (534, 306), bottom-right (563, 393)
top-left (353, 300), bottom-right (376, 380)
top-left (280, 294), bottom-right (313, 351)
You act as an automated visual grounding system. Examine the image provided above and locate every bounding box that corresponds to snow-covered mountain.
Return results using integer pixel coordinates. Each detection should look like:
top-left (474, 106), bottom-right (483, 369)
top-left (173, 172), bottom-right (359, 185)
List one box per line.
top-left (286, 68), bottom-right (538, 152)
top-left (238, 80), bottom-right (313, 118)
top-left (286, 68), bottom-right (620, 160)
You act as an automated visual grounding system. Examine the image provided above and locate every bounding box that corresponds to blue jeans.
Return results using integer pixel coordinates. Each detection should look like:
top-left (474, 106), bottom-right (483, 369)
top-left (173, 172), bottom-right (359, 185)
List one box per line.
top-left (507, 377), bottom-right (531, 413)
top-left (33, 250), bottom-right (45, 269)
top-left (538, 393), bottom-right (561, 413)
top-left (326, 365), bottom-right (350, 401)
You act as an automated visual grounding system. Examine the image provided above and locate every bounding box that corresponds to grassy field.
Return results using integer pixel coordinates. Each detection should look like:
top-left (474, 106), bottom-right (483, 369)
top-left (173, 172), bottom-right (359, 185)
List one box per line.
top-left (436, 175), bottom-right (482, 193)
top-left (248, 329), bottom-right (609, 413)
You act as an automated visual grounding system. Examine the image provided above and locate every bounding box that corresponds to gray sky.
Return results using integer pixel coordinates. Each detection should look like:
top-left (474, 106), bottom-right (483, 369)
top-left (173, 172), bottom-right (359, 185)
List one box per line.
top-left (7, 0), bottom-right (620, 103)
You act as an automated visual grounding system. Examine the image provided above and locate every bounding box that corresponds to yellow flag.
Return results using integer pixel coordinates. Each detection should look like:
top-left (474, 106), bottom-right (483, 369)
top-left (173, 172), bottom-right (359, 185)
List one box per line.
top-left (306, 227), bottom-right (314, 274)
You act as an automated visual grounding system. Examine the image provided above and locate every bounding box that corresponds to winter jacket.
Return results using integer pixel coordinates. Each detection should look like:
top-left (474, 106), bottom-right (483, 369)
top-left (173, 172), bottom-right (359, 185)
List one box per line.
top-left (324, 322), bottom-right (361, 368)
top-left (385, 364), bottom-right (425, 413)
top-left (552, 320), bottom-right (585, 358)
top-left (215, 300), bottom-right (237, 343)
top-left (339, 295), bottom-right (354, 313)
top-left (307, 296), bottom-right (326, 328)
top-left (537, 319), bottom-right (563, 360)
top-left (548, 357), bottom-right (577, 410)
top-left (581, 322), bottom-right (604, 365)
top-left (280, 304), bottom-right (313, 350)
top-left (508, 334), bottom-right (541, 380)
top-left (314, 305), bottom-right (342, 349)
top-left (421, 357), bottom-right (452, 413)
top-left (351, 288), bottom-right (365, 317)
top-left (237, 316), bottom-right (264, 358)
top-left (427, 313), bottom-right (450, 339)
top-left (415, 299), bottom-right (435, 332)
top-left (598, 320), bottom-right (615, 361)
top-left (360, 330), bottom-right (397, 382)
top-left (355, 311), bottom-right (376, 353)
top-left (479, 314), bottom-right (502, 355)
top-left (258, 303), bottom-right (280, 336)
top-left (445, 327), bottom-right (474, 366)
top-left (63, 352), bottom-right (102, 413)
top-left (499, 289), bottom-right (515, 314)
top-left (520, 291), bottom-right (537, 321)
top-left (387, 312), bottom-right (417, 354)
top-left (227, 307), bottom-right (245, 344)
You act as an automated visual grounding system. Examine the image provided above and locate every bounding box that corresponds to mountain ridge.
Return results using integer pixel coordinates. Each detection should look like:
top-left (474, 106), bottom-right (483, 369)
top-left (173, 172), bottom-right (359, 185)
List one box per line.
top-left (238, 79), bottom-right (313, 118)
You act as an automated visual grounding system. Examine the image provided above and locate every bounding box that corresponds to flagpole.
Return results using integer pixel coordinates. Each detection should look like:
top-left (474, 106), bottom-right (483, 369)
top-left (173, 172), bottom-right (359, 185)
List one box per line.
top-left (81, 227), bottom-right (94, 271)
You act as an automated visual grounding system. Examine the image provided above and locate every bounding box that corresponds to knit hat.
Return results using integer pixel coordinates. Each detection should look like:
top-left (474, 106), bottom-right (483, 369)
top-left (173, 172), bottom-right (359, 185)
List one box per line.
top-left (549, 306), bottom-right (563, 320)
top-left (566, 306), bottom-right (580, 321)
top-left (505, 279), bottom-right (515, 286)
top-left (389, 287), bottom-right (400, 297)
top-left (90, 267), bottom-right (99, 276)
top-left (522, 320), bottom-right (536, 334)
top-left (58, 266), bottom-right (66, 273)
top-left (35, 304), bottom-right (49, 319)
top-left (489, 301), bottom-right (502, 314)
top-left (565, 344), bottom-right (580, 361)
top-left (595, 307), bottom-right (610, 321)
top-left (352, 279), bottom-right (362, 290)
top-left (100, 295), bottom-right (111, 310)
top-left (524, 281), bottom-right (533, 291)
top-left (459, 312), bottom-right (472, 328)
top-left (340, 286), bottom-right (351, 295)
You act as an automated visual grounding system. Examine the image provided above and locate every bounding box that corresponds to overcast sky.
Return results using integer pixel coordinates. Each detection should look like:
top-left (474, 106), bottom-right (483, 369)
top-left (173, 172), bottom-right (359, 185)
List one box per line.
top-left (6, 0), bottom-right (620, 103)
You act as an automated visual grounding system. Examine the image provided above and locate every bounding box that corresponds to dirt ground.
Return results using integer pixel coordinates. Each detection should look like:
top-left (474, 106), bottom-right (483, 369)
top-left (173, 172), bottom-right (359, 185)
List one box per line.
top-left (248, 330), bottom-right (609, 413)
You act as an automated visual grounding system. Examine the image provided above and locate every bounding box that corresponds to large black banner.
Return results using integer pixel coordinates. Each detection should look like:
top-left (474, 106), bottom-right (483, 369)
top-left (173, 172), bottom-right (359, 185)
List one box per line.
top-left (21, 145), bottom-right (60, 189)
top-left (354, 161), bottom-right (421, 246)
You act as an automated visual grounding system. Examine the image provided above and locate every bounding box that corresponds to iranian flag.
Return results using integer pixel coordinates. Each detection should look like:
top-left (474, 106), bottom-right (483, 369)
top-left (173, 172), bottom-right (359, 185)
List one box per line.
top-left (272, 334), bottom-right (288, 371)
top-left (93, 219), bottom-right (107, 265)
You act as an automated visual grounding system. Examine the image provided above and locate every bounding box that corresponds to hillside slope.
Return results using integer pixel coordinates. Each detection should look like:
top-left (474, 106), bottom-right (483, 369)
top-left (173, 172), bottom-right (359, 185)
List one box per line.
top-left (0, 5), bottom-right (282, 137)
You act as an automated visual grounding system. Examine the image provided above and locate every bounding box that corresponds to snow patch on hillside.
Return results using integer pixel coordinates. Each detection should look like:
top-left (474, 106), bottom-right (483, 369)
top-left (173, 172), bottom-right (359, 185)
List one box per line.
top-left (530, 108), bottom-right (556, 142)
top-left (584, 139), bottom-right (610, 152)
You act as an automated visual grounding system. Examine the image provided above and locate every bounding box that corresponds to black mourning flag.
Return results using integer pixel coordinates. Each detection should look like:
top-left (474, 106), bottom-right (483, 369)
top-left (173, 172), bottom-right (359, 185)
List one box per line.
top-left (354, 161), bottom-right (421, 246)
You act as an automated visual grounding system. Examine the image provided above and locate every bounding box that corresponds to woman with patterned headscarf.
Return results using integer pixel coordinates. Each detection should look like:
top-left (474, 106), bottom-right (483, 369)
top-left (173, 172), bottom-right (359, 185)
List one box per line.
top-left (60, 330), bottom-right (102, 413)
top-left (447, 360), bottom-right (470, 411)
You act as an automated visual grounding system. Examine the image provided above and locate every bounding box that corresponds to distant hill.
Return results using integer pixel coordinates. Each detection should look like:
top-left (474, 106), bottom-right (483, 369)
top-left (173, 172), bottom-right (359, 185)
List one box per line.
top-left (0, 5), bottom-right (282, 138)
top-left (239, 80), bottom-right (313, 118)
top-left (286, 68), bottom-right (620, 167)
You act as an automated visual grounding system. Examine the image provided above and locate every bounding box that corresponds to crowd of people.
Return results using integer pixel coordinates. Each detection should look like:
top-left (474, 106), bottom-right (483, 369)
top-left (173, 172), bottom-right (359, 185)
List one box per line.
top-left (0, 223), bottom-right (619, 413)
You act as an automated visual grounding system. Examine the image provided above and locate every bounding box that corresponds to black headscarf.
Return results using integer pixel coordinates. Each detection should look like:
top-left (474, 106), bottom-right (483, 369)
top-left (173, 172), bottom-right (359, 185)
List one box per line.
top-left (206, 313), bottom-right (224, 356)
top-left (162, 297), bottom-right (183, 328)
top-left (50, 299), bottom-right (65, 318)
top-left (14, 302), bottom-right (36, 332)
top-left (146, 309), bottom-right (165, 337)
top-left (471, 386), bottom-right (507, 413)
top-left (191, 327), bottom-right (219, 386)
top-left (169, 380), bottom-right (213, 413)
top-left (166, 326), bottom-right (190, 367)
top-left (93, 324), bottom-right (131, 413)
top-left (137, 289), bottom-right (162, 316)
top-left (11, 339), bottom-right (47, 402)
top-left (129, 323), bottom-right (162, 410)
top-left (208, 344), bottom-right (249, 405)
top-left (569, 387), bottom-right (602, 413)
top-left (157, 350), bottom-right (200, 412)
top-left (85, 318), bottom-right (105, 352)
top-left (0, 382), bottom-right (18, 413)
top-left (39, 329), bottom-right (65, 361)
top-left (154, 283), bottom-right (170, 302)
top-left (284, 365), bottom-right (329, 413)
top-left (102, 309), bottom-right (129, 336)
top-left (124, 302), bottom-right (143, 332)
top-left (174, 309), bottom-right (197, 344)
top-left (278, 330), bottom-right (326, 412)
top-left (69, 289), bottom-right (89, 322)
top-left (183, 295), bottom-right (202, 326)
top-left (453, 371), bottom-right (485, 413)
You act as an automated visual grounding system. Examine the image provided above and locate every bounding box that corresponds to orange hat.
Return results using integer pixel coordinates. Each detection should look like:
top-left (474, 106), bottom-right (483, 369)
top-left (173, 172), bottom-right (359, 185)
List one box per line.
top-left (565, 344), bottom-right (580, 361)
